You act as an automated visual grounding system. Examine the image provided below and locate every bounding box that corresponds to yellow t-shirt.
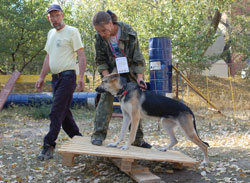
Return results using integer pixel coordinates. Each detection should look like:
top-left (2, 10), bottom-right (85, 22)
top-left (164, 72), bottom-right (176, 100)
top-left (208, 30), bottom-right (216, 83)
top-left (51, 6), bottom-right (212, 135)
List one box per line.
top-left (44, 25), bottom-right (84, 74)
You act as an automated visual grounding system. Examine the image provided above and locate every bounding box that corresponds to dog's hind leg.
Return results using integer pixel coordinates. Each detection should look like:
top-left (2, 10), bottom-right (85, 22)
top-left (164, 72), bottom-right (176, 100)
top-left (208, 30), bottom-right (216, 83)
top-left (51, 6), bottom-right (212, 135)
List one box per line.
top-left (178, 114), bottom-right (209, 165)
top-left (108, 111), bottom-right (131, 148)
top-left (159, 118), bottom-right (178, 152)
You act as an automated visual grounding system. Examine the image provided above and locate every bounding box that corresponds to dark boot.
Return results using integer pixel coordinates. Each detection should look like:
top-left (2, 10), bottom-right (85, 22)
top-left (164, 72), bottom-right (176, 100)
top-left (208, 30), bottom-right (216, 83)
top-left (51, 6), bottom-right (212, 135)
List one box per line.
top-left (133, 140), bottom-right (152, 149)
top-left (91, 138), bottom-right (103, 146)
top-left (139, 141), bottom-right (152, 148)
top-left (37, 144), bottom-right (55, 161)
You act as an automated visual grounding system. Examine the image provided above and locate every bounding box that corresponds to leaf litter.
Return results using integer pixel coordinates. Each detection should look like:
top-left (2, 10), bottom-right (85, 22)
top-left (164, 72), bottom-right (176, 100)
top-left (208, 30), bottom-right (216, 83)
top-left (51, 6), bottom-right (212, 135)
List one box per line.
top-left (0, 106), bottom-right (249, 183)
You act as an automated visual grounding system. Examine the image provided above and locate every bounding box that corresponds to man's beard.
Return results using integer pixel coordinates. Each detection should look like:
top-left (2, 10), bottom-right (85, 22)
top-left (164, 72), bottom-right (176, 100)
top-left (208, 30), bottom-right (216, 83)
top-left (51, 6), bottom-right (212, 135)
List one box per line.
top-left (51, 22), bottom-right (63, 30)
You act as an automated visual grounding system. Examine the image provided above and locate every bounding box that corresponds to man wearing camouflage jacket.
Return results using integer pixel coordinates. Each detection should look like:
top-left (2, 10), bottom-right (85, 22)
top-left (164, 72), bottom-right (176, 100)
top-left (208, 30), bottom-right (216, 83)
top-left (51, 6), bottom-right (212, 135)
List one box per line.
top-left (91, 11), bottom-right (151, 148)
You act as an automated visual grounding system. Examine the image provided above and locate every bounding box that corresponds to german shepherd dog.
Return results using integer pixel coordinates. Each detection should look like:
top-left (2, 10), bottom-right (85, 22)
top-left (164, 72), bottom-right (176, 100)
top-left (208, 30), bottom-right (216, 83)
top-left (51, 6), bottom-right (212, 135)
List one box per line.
top-left (96, 73), bottom-right (209, 165)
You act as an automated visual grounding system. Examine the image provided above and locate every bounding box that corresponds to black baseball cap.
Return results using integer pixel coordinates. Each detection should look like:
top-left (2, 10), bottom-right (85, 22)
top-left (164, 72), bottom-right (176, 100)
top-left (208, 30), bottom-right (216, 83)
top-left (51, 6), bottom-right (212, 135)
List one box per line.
top-left (47, 4), bottom-right (63, 13)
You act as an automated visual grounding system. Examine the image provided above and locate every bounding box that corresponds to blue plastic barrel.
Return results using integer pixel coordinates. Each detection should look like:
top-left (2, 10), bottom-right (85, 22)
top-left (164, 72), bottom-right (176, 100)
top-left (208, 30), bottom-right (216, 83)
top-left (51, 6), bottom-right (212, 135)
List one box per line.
top-left (149, 37), bottom-right (172, 96)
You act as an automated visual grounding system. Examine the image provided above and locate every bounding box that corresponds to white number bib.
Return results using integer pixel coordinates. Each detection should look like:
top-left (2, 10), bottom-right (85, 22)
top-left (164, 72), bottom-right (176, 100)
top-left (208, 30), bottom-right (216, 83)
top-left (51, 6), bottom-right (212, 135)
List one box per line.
top-left (115, 57), bottom-right (129, 74)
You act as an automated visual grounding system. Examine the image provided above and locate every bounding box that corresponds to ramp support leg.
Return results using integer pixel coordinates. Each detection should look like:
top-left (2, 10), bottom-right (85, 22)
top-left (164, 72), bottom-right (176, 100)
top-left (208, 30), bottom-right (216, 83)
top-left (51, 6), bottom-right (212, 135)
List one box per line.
top-left (61, 154), bottom-right (76, 166)
top-left (111, 158), bottom-right (162, 183)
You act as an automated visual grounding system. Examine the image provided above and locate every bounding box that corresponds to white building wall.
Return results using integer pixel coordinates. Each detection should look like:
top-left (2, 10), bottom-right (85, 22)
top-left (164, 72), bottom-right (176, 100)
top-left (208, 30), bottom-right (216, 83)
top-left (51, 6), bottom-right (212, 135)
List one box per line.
top-left (203, 60), bottom-right (228, 77)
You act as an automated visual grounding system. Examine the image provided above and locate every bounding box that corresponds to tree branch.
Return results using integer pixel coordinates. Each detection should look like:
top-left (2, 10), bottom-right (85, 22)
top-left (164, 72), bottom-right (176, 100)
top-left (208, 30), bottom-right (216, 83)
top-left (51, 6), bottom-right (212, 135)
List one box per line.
top-left (202, 9), bottom-right (222, 56)
top-left (0, 68), bottom-right (7, 75)
top-left (19, 47), bottom-right (44, 72)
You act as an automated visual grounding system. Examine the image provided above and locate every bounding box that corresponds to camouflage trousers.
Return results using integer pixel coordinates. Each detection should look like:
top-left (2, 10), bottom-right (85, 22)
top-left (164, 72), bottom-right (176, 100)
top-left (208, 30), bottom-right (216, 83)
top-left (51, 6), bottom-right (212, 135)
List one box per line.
top-left (91, 92), bottom-right (144, 145)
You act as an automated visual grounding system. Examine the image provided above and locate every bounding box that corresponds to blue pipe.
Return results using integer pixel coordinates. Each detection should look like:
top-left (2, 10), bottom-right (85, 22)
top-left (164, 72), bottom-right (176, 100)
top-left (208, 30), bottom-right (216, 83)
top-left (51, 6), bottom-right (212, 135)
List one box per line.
top-left (4, 92), bottom-right (97, 108)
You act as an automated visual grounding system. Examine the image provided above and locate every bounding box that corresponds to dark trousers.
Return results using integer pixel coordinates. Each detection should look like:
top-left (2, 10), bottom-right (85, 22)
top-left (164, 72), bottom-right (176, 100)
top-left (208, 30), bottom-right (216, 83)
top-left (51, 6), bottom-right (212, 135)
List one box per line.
top-left (44, 70), bottom-right (82, 147)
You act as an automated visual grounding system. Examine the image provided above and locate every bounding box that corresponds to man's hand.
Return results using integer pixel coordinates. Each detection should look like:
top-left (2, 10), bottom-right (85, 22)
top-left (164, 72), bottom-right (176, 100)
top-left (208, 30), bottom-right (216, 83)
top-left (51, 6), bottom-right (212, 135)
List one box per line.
top-left (35, 54), bottom-right (50, 92)
top-left (35, 78), bottom-right (44, 92)
top-left (137, 79), bottom-right (147, 91)
top-left (77, 77), bottom-right (85, 91)
top-left (136, 73), bottom-right (147, 91)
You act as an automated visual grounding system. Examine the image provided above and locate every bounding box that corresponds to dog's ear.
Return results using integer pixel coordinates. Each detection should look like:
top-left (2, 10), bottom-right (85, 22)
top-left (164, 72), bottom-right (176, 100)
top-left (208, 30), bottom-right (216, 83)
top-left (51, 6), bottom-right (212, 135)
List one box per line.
top-left (110, 73), bottom-right (120, 80)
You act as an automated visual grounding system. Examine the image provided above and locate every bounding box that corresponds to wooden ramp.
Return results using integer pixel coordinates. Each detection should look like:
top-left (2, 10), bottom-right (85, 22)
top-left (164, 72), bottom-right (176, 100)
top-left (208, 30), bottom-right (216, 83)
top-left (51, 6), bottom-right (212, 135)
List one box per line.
top-left (0, 72), bottom-right (20, 111)
top-left (58, 136), bottom-right (198, 183)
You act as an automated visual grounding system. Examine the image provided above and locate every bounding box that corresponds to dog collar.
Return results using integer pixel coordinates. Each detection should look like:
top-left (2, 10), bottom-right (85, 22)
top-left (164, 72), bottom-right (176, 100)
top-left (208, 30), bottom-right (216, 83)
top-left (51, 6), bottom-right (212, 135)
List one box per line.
top-left (122, 90), bottom-right (127, 96)
top-left (117, 87), bottom-right (127, 98)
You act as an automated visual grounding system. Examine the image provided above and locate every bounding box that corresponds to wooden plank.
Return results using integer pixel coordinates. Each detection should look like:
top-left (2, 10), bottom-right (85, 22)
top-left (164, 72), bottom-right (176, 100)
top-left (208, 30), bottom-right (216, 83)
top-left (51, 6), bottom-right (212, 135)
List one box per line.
top-left (130, 164), bottom-right (149, 174)
top-left (112, 113), bottom-right (123, 118)
top-left (129, 170), bottom-right (161, 183)
top-left (0, 74), bottom-right (85, 84)
top-left (112, 159), bottom-right (149, 173)
top-left (111, 159), bottom-right (161, 183)
top-left (0, 74), bottom-right (50, 83)
top-left (61, 153), bottom-right (76, 166)
top-left (58, 138), bottom-right (195, 163)
top-left (57, 137), bottom-right (198, 166)
top-left (129, 171), bottom-right (161, 183)
top-left (112, 102), bottom-right (122, 118)
top-left (58, 137), bottom-right (197, 183)
top-left (113, 102), bottom-right (120, 106)
top-left (112, 158), bottom-right (134, 172)
top-left (120, 158), bottom-right (134, 172)
top-left (0, 72), bottom-right (20, 111)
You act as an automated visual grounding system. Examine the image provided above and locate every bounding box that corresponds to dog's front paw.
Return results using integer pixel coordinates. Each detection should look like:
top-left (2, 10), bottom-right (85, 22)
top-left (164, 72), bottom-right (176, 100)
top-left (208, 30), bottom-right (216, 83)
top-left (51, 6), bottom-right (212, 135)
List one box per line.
top-left (107, 142), bottom-right (119, 148)
top-left (119, 145), bottom-right (129, 150)
top-left (158, 147), bottom-right (168, 152)
top-left (201, 160), bottom-right (209, 166)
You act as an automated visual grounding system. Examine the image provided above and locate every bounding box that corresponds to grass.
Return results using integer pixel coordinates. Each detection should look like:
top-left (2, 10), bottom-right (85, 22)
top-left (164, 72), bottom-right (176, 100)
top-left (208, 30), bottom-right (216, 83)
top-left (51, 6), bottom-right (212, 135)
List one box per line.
top-left (171, 74), bottom-right (250, 121)
top-left (1, 73), bottom-right (249, 121)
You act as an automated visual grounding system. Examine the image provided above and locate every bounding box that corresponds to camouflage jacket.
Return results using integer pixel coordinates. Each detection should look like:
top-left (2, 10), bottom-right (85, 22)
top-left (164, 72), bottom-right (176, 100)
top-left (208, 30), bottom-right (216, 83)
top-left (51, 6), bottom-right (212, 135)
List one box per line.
top-left (95, 22), bottom-right (146, 82)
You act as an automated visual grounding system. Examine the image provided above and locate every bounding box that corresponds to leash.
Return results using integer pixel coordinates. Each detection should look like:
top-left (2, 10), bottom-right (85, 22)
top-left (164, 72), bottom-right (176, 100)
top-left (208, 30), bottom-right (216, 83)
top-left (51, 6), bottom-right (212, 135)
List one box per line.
top-left (117, 86), bottom-right (128, 100)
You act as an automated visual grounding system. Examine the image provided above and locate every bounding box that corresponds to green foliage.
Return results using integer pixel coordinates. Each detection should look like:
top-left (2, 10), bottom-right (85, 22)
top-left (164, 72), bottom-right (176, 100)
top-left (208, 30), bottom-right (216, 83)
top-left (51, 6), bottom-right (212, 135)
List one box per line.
top-left (73, 0), bottom-right (236, 76)
top-left (68, 0), bottom-right (105, 89)
top-left (0, 0), bottom-right (52, 74)
top-left (0, 0), bottom-right (248, 77)
top-left (71, 0), bottom-right (103, 75)
top-left (228, 2), bottom-right (250, 61)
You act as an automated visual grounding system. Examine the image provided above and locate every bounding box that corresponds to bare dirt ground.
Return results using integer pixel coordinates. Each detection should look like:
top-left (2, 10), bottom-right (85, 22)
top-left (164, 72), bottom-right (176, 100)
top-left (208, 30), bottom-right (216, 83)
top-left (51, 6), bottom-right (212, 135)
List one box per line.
top-left (0, 106), bottom-right (249, 183)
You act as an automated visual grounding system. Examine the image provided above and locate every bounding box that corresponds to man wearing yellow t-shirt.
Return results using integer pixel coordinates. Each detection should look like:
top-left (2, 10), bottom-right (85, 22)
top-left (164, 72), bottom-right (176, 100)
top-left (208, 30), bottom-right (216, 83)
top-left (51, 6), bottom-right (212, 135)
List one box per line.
top-left (35, 4), bottom-right (87, 161)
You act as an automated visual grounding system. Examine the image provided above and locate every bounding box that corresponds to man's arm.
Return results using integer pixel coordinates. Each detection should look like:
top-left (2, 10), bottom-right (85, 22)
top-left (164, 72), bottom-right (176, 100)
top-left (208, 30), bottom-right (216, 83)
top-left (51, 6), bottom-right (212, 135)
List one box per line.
top-left (35, 54), bottom-right (50, 91)
top-left (76, 48), bottom-right (87, 91)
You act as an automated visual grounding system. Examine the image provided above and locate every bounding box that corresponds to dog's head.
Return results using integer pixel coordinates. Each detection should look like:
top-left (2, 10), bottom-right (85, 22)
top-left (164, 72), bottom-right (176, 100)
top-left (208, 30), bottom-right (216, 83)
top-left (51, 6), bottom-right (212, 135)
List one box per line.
top-left (95, 73), bottom-right (127, 95)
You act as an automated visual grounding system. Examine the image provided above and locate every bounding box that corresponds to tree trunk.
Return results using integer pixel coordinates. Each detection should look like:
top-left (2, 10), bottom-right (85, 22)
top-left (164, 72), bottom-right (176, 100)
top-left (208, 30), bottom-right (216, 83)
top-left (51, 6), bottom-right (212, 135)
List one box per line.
top-left (221, 40), bottom-right (232, 64)
top-left (92, 71), bottom-right (96, 90)
top-left (211, 9), bottom-right (222, 32)
top-left (11, 53), bottom-right (16, 72)
top-left (202, 9), bottom-right (222, 56)
top-left (0, 69), bottom-right (6, 75)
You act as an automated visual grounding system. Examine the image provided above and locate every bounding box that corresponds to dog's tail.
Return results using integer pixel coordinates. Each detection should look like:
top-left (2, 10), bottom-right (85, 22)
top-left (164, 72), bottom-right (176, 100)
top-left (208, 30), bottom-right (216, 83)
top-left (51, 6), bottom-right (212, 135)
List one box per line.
top-left (191, 111), bottom-right (210, 147)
